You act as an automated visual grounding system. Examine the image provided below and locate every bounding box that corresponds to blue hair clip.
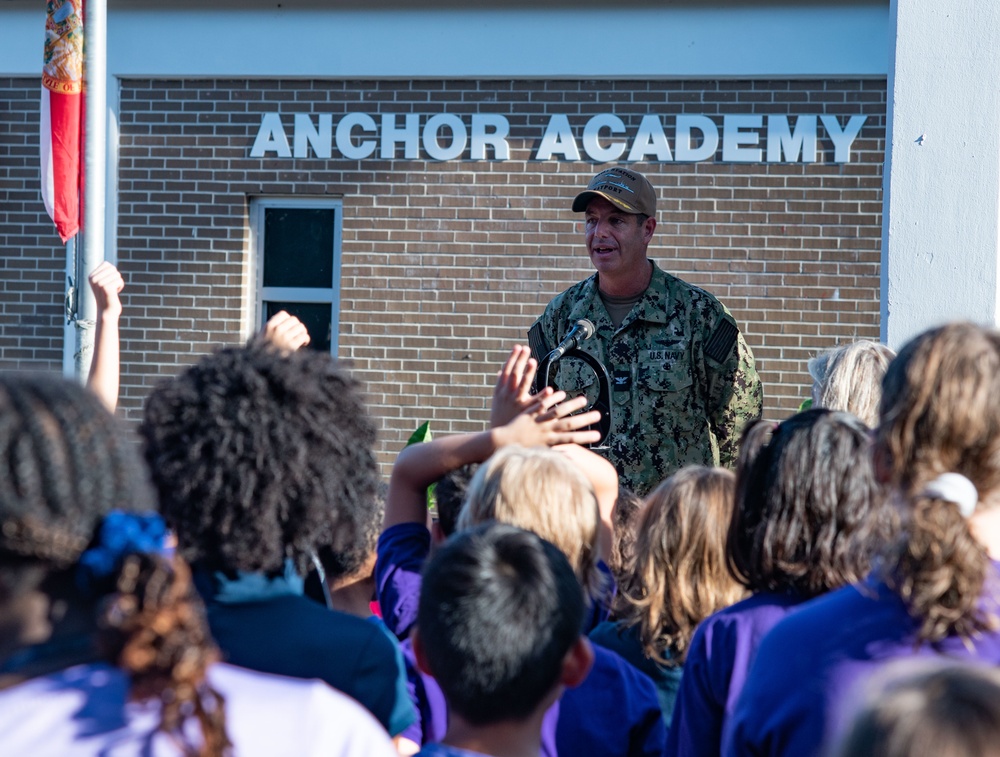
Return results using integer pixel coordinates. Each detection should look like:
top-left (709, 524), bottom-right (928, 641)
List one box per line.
top-left (76, 511), bottom-right (168, 595)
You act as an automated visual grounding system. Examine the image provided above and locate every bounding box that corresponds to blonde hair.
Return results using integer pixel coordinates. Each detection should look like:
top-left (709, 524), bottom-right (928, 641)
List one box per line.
top-left (458, 445), bottom-right (601, 598)
top-left (616, 466), bottom-right (745, 665)
top-left (809, 340), bottom-right (896, 427)
top-left (876, 322), bottom-right (1000, 643)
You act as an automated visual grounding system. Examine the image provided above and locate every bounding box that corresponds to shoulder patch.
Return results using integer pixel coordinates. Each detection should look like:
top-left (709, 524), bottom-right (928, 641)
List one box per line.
top-left (705, 319), bottom-right (738, 363)
top-left (527, 321), bottom-right (550, 364)
top-left (528, 321), bottom-right (555, 395)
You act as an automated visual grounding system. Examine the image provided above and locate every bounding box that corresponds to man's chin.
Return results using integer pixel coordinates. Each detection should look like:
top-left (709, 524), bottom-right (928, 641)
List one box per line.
top-left (589, 253), bottom-right (619, 273)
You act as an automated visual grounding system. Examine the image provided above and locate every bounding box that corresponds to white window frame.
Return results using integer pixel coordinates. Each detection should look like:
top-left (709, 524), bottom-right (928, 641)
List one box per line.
top-left (248, 196), bottom-right (344, 357)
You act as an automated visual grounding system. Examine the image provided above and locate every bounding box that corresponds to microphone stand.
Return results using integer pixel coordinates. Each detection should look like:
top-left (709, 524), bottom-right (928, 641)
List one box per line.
top-left (538, 347), bottom-right (612, 449)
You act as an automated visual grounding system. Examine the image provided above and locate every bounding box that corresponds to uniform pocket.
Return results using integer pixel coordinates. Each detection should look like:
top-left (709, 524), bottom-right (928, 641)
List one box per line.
top-left (638, 362), bottom-right (693, 393)
top-left (636, 360), bottom-right (697, 435)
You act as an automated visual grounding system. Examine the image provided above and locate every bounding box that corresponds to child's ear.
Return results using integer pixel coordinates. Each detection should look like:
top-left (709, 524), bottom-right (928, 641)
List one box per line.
top-left (411, 626), bottom-right (434, 677)
top-left (560, 636), bottom-right (595, 689)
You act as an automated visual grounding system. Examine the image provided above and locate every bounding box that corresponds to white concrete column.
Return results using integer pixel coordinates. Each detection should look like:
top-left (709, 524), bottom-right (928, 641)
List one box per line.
top-left (881, 1), bottom-right (1000, 349)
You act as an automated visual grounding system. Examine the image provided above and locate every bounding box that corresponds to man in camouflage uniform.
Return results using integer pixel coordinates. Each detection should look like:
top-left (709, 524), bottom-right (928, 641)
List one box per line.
top-left (529, 167), bottom-right (762, 496)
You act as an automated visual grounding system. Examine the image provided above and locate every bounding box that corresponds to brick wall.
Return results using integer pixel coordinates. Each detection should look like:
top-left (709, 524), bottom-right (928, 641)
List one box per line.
top-left (2, 77), bottom-right (886, 476)
top-left (0, 78), bottom-right (65, 374)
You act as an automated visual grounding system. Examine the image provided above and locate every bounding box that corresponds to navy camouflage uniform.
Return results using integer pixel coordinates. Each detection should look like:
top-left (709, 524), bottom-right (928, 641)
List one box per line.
top-left (530, 261), bottom-right (762, 496)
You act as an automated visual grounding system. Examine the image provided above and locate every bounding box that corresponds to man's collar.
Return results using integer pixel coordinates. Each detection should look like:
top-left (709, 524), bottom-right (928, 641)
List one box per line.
top-left (577, 262), bottom-right (668, 327)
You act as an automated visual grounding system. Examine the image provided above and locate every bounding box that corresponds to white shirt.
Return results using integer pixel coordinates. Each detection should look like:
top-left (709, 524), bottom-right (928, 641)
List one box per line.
top-left (0, 661), bottom-right (398, 756)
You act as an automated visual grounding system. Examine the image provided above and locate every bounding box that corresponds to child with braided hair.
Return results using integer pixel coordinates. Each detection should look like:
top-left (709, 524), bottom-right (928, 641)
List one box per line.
top-left (0, 373), bottom-right (396, 756)
top-left (727, 322), bottom-right (1000, 756)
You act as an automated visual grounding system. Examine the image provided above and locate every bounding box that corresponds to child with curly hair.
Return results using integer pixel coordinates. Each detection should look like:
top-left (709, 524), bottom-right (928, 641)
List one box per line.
top-left (727, 323), bottom-right (1000, 756)
top-left (141, 341), bottom-right (414, 740)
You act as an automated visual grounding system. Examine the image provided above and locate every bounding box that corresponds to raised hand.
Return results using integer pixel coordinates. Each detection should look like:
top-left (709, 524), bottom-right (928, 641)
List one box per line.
top-left (490, 344), bottom-right (540, 427)
top-left (497, 392), bottom-right (602, 449)
top-left (87, 261), bottom-right (125, 412)
top-left (261, 310), bottom-right (311, 353)
top-left (88, 261), bottom-right (124, 319)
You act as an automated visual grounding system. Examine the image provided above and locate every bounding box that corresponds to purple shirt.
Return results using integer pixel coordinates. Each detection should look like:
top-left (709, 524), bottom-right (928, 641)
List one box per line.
top-left (401, 637), bottom-right (561, 757)
top-left (376, 522), bottom-right (557, 757)
top-left (404, 638), bottom-right (664, 757)
top-left (558, 644), bottom-right (667, 757)
top-left (725, 570), bottom-right (1000, 757)
top-left (376, 522), bottom-right (431, 639)
top-left (665, 592), bottom-right (804, 757)
top-left (377, 523), bottom-right (664, 755)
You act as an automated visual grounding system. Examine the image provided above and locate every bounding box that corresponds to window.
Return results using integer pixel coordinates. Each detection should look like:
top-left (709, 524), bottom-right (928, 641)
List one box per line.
top-left (250, 197), bottom-right (343, 355)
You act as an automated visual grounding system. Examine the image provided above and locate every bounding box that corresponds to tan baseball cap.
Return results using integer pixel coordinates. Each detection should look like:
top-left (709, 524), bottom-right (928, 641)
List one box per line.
top-left (572, 167), bottom-right (657, 216)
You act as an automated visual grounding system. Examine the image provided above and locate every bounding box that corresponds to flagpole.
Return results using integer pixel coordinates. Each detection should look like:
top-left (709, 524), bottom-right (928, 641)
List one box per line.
top-left (62, 236), bottom-right (77, 378)
top-left (77, 0), bottom-right (107, 381)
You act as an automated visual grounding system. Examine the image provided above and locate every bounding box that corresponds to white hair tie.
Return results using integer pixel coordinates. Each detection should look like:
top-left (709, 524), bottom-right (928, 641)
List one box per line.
top-left (922, 473), bottom-right (979, 518)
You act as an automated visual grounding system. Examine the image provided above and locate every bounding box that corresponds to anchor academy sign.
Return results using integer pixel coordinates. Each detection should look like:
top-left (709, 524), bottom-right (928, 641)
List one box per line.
top-left (250, 112), bottom-right (868, 164)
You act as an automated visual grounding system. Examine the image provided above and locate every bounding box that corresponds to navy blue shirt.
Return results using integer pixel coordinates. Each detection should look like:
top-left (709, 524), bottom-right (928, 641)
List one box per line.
top-left (194, 562), bottom-right (415, 736)
top-left (589, 620), bottom-right (684, 729)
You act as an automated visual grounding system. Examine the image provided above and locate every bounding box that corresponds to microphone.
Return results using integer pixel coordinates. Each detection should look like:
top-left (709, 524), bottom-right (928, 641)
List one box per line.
top-left (548, 319), bottom-right (596, 361)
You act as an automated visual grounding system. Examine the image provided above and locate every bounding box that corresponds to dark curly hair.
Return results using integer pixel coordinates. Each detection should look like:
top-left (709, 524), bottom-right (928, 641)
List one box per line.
top-left (417, 523), bottom-right (585, 726)
top-left (140, 343), bottom-right (378, 576)
top-left (727, 409), bottom-right (892, 598)
top-left (317, 480), bottom-right (386, 582)
top-left (435, 463), bottom-right (479, 538)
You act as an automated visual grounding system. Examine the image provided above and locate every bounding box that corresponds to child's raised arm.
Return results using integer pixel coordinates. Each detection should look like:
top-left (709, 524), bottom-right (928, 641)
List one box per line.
top-left (87, 261), bottom-right (124, 412)
top-left (384, 392), bottom-right (601, 530)
top-left (554, 443), bottom-right (619, 562)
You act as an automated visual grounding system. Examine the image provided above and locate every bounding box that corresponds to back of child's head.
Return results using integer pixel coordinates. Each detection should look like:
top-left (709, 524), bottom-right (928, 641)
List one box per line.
top-left (877, 322), bottom-right (1000, 498)
top-left (727, 408), bottom-right (890, 598)
top-left (874, 322), bottom-right (1000, 643)
top-left (416, 522), bottom-right (585, 726)
top-left (317, 480), bottom-right (386, 584)
top-left (616, 466), bottom-right (744, 665)
top-left (140, 342), bottom-right (378, 577)
top-left (0, 373), bottom-right (152, 573)
top-left (608, 485), bottom-right (643, 587)
top-left (435, 463), bottom-right (479, 538)
top-left (457, 445), bottom-right (600, 597)
top-left (809, 340), bottom-right (896, 427)
top-left (835, 661), bottom-right (1000, 757)
top-left (0, 373), bottom-right (230, 756)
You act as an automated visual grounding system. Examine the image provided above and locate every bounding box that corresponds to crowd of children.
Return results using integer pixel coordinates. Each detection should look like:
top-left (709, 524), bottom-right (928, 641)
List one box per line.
top-left (3, 265), bottom-right (1000, 756)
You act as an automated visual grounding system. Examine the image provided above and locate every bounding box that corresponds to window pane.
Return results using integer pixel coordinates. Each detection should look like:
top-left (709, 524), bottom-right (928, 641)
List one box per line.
top-left (264, 301), bottom-right (332, 353)
top-left (263, 207), bottom-right (335, 288)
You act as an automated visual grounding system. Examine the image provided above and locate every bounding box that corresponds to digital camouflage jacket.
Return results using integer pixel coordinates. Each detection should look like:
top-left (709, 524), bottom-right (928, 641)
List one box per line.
top-left (530, 261), bottom-right (763, 496)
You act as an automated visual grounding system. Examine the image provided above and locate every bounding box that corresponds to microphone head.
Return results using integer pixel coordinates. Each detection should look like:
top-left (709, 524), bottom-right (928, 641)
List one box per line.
top-left (575, 318), bottom-right (596, 340)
